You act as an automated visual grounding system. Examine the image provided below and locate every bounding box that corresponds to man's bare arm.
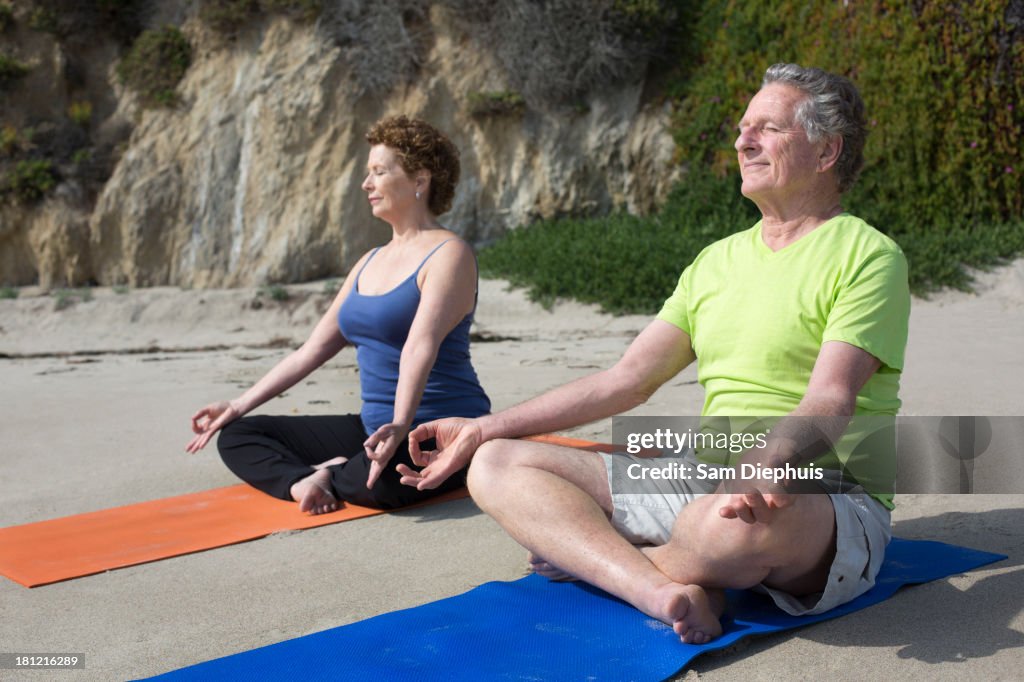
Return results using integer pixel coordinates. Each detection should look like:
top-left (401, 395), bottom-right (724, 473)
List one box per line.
top-left (401, 320), bottom-right (695, 489)
top-left (477, 319), bottom-right (696, 441)
top-left (719, 340), bottom-right (882, 522)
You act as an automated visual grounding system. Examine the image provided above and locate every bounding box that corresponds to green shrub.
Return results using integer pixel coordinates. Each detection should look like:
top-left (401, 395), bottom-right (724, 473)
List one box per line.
top-left (52, 288), bottom-right (94, 310)
top-left (0, 53), bottom-right (29, 89)
top-left (0, 4), bottom-right (14, 31)
top-left (68, 100), bottom-right (93, 127)
top-left (117, 26), bottom-right (191, 108)
top-left (3, 160), bottom-right (56, 203)
top-left (480, 170), bottom-right (758, 314)
top-left (0, 125), bottom-right (21, 156)
top-left (258, 284), bottom-right (290, 302)
top-left (27, 7), bottom-right (59, 33)
top-left (199, 0), bottom-right (260, 35)
top-left (0, 286), bottom-right (17, 300)
top-left (200, 0), bottom-right (322, 36)
top-left (467, 91), bottom-right (525, 117)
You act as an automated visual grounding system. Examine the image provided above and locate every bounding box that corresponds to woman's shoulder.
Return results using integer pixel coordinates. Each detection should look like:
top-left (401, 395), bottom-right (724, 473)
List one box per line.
top-left (426, 230), bottom-right (475, 262)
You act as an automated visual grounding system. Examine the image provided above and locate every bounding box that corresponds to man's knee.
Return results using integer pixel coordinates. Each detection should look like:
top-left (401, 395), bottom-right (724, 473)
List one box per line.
top-left (466, 439), bottom-right (518, 499)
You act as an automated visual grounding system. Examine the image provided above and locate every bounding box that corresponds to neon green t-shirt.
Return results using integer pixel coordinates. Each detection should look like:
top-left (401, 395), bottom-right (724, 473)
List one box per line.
top-left (657, 213), bottom-right (910, 505)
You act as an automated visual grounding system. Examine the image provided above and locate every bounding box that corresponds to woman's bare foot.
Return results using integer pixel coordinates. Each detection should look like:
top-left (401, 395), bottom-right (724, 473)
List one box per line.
top-left (312, 456), bottom-right (348, 471)
top-left (290, 469), bottom-right (339, 515)
top-left (526, 551), bottom-right (578, 582)
top-left (644, 582), bottom-right (723, 645)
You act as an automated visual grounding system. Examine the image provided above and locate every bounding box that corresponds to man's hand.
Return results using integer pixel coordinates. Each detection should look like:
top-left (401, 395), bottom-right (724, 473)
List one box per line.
top-left (716, 489), bottom-right (795, 524)
top-left (363, 422), bottom-right (408, 489)
top-left (398, 418), bottom-right (483, 490)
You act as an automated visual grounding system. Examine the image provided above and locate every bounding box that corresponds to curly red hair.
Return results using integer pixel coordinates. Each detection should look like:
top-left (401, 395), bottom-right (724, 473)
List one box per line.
top-left (366, 116), bottom-right (460, 216)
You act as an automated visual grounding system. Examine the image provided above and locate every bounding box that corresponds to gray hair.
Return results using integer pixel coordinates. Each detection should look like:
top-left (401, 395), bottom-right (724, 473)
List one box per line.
top-left (762, 63), bottom-right (868, 193)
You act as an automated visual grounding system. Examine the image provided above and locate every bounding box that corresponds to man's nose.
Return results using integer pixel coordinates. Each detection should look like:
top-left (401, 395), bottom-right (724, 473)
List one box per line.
top-left (735, 130), bottom-right (756, 152)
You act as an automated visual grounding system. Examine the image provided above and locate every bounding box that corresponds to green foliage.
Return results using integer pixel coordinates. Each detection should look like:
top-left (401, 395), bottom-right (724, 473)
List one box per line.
top-left (52, 287), bottom-right (94, 310)
top-left (117, 26), bottom-right (191, 108)
top-left (672, 0), bottom-right (1022, 244)
top-left (480, 170), bottom-right (758, 314)
top-left (22, 1), bottom-right (141, 44)
top-left (0, 125), bottom-right (22, 156)
top-left (259, 284), bottom-right (290, 302)
top-left (2, 159), bottom-right (56, 203)
top-left (482, 0), bottom-right (1023, 313)
top-left (0, 53), bottom-right (30, 89)
top-left (0, 3), bottom-right (14, 31)
top-left (199, 0), bottom-right (259, 34)
top-left (611, 0), bottom-right (676, 40)
top-left (467, 91), bottom-right (525, 117)
top-left (68, 100), bottom-right (93, 127)
top-left (200, 0), bottom-right (322, 36)
top-left (27, 7), bottom-right (59, 33)
top-left (0, 286), bottom-right (18, 299)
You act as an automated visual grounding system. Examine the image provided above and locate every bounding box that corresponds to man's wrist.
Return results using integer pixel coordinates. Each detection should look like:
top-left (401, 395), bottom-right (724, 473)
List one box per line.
top-left (475, 414), bottom-right (503, 443)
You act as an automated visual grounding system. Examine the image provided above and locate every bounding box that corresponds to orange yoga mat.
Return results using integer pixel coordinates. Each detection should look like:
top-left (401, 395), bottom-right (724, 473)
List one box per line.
top-left (0, 434), bottom-right (614, 588)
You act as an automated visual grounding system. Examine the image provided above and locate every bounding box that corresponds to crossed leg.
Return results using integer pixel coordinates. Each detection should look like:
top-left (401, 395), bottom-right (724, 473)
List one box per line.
top-left (468, 440), bottom-right (722, 642)
top-left (467, 439), bottom-right (837, 644)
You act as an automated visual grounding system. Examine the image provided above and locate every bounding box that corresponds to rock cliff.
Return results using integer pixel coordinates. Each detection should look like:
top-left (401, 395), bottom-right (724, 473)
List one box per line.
top-left (1, 3), bottom-right (679, 288)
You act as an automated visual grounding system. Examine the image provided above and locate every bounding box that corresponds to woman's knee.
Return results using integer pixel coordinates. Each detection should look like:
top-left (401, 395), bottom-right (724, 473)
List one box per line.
top-left (216, 416), bottom-right (266, 461)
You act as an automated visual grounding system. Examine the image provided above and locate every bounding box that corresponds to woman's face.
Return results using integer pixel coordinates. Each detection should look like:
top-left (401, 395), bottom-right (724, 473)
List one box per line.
top-left (362, 145), bottom-right (419, 222)
top-left (734, 83), bottom-right (825, 207)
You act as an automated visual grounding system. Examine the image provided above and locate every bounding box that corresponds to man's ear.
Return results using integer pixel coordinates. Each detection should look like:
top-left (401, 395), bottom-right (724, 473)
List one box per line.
top-left (817, 135), bottom-right (843, 173)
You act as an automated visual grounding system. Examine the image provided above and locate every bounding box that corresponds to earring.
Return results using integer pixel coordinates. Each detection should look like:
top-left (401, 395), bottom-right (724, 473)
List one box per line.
top-left (415, 191), bottom-right (421, 200)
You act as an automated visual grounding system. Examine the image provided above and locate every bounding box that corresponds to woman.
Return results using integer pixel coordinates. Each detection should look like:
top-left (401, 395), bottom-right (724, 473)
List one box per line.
top-left (186, 116), bottom-right (490, 514)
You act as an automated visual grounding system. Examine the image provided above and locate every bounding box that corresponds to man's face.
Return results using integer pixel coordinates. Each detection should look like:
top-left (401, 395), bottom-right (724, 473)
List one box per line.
top-left (734, 83), bottom-right (823, 205)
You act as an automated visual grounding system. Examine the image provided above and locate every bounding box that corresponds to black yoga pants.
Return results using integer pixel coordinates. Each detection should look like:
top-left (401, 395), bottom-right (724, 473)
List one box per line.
top-left (217, 414), bottom-right (464, 509)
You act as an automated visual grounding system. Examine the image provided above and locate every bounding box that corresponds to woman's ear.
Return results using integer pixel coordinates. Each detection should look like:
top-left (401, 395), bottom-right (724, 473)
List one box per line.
top-left (415, 169), bottom-right (431, 193)
top-left (817, 135), bottom-right (843, 173)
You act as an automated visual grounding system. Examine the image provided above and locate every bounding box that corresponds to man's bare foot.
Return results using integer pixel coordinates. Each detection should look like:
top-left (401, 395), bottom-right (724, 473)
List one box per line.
top-left (290, 469), bottom-right (339, 515)
top-left (527, 551), bottom-right (578, 582)
top-left (312, 456), bottom-right (348, 471)
top-left (644, 582), bottom-right (723, 645)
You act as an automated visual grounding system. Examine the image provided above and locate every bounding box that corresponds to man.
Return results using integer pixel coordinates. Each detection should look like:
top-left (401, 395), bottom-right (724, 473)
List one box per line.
top-left (399, 64), bottom-right (910, 643)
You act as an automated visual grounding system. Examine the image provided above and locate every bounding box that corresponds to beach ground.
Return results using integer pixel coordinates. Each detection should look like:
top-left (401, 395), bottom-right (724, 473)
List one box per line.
top-left (2, 265), bottom-right (1023, 680)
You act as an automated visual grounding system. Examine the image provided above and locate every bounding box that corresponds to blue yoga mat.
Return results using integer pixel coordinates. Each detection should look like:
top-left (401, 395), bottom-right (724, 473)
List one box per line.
top-left (146, 538), bottom-right (1004, 681)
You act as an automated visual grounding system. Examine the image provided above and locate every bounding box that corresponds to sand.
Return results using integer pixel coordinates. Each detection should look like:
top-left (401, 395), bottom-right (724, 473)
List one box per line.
top-left (1, 264), bottom-right (1022, 681)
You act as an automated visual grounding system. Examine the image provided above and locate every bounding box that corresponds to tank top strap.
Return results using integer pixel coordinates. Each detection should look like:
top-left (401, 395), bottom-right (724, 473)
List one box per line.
top-left (354, 247), bottom-right (382, 289)
top-left (413, 238), bottom-right (454, 276)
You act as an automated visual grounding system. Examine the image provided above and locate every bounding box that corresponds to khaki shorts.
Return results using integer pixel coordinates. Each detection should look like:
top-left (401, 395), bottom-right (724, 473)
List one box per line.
top-left (600, 452), bottom-right (891, 616)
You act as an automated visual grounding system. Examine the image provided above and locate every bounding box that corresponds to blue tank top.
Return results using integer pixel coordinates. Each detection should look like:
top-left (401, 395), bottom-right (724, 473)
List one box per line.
top-left (337, 240), bottom-right (491, 434)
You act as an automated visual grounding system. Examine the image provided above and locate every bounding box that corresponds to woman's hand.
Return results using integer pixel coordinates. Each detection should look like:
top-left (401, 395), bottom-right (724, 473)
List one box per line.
top-left (185, 401), bottom-right (242, 453)
top-left (363, 422), bottom-right (409, 489)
